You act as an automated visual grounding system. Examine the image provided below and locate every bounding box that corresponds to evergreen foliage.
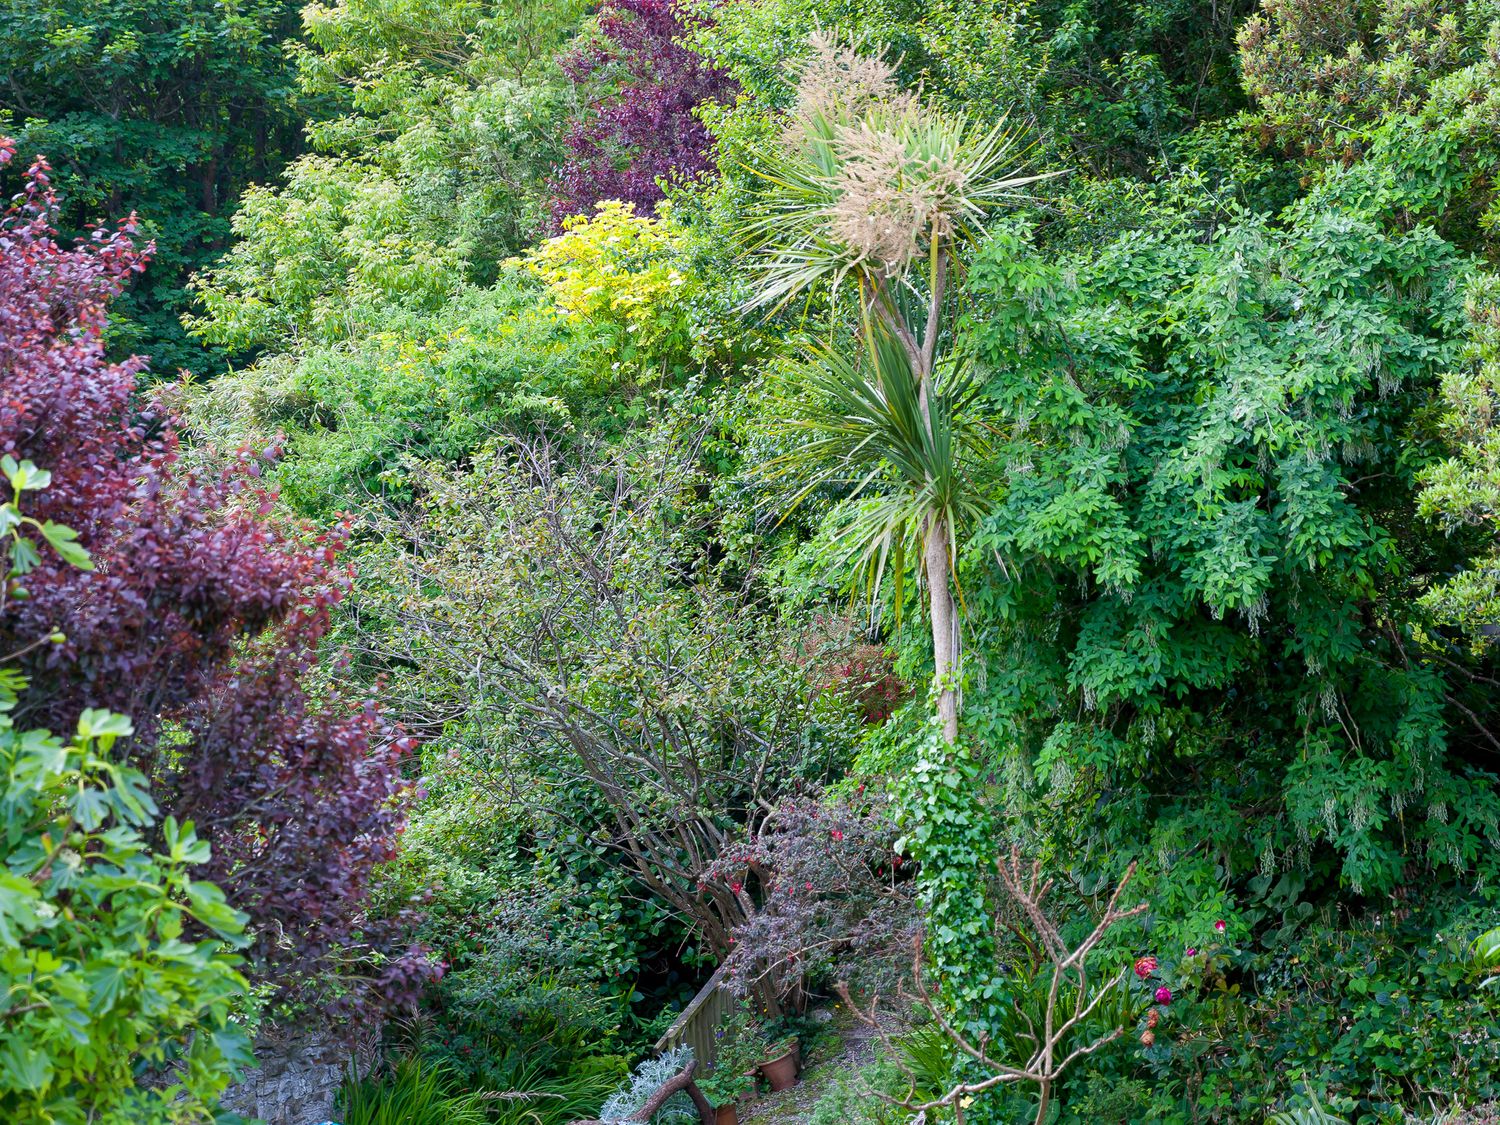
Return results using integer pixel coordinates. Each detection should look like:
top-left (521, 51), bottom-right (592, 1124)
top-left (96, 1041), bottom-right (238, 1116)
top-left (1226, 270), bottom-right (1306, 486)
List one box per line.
top-left (963, 201), bottom-right (1495, 895)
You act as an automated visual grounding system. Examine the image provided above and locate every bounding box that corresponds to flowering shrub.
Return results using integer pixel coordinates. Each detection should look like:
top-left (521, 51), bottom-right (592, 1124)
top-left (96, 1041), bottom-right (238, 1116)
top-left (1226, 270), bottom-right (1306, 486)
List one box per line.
top-left (1094, 901), bottom-right (1500, 1120)
top-left (792, 613), bottom-right (908, 725)
top-left (550, 0), bottom-right (736, 227)
top-left (706, 793), bottom-right (916, 1001)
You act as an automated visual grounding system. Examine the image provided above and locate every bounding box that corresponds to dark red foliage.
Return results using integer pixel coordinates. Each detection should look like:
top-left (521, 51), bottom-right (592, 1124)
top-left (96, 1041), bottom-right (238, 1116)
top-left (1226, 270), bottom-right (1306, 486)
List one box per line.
top-left (817, 644), bottom-right (906, 724)
top-left (705, 795), bottom-right (916, 1001)
top-left (795, 614), bottom-right (909, 724)
top-left (0, 139), bottom-right (437, 1020)
top-left (549, 0), bottom-right (736, 228)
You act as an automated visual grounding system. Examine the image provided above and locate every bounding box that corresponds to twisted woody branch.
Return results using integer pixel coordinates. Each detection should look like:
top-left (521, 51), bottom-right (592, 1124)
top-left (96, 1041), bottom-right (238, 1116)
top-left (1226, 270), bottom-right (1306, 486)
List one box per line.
top-left (837, 850), bottom-right (1147, 1125)
top-left (569, 1058), bottom-right (715, 1125)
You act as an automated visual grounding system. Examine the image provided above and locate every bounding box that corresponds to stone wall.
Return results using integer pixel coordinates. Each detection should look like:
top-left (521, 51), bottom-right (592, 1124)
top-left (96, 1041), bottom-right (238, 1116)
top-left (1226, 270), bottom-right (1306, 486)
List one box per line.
top-left (218, 1023), bottom-right (379, 1125)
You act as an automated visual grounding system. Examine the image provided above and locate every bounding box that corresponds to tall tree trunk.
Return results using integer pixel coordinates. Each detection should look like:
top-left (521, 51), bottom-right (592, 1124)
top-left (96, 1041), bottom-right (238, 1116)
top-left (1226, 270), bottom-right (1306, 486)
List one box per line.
top-left (876, 264), bottom-right (962, 744)
top-left (924, 512), bottom-right (958, 743)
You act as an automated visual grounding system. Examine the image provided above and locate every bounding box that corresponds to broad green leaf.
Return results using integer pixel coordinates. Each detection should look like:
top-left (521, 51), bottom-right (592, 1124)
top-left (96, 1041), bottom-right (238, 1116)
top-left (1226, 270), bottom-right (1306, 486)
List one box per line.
top-left (9, 537), bottom-right (41, 575)
top-left (86, 964), bottom-right (127, 1015)
top-left (0, 1041), bottom-right (53, 1093)
top-left (37, 521), bottom-right (93, 571)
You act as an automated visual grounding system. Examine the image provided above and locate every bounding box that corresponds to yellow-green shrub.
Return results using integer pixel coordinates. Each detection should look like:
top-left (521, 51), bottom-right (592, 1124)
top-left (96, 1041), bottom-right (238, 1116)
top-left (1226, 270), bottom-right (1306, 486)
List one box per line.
top-left (518, 200), bottom-right (698, 385)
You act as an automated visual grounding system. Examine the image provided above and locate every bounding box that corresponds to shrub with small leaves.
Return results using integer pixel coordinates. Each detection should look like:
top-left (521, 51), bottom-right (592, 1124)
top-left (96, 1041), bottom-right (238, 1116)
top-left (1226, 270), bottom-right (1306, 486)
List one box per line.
top-left (518, 200), bottom-right (699, 383)
top-left (709, 791), bottom-right (916, 1001)
top-left (550, 0), bottom-right (736, 227)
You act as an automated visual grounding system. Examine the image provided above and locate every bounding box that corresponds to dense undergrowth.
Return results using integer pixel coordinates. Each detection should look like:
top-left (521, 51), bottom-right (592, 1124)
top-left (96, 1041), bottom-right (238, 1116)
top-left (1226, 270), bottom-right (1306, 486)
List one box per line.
top-left (3, 0), bottom-right (1500, 1122)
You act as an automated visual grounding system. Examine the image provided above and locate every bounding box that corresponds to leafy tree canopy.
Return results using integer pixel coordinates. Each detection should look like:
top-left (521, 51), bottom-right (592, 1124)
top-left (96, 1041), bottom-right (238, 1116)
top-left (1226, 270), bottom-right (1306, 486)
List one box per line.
top-left (0, 0), bottom-right (312, 373)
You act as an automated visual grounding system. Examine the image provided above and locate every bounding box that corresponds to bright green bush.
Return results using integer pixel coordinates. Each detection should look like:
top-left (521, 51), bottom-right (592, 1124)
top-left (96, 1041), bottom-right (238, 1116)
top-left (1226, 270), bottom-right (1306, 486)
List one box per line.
top-left (0, 702), bottom-right (251, 1123)
top-left (518, 200), bottom-right (701, 385)
top-left (298, 0), bottom-right (581, 265)
top-left (188, 155), bottom-right (470, 354)
top-left (188, 278), bottom-right (601, 519)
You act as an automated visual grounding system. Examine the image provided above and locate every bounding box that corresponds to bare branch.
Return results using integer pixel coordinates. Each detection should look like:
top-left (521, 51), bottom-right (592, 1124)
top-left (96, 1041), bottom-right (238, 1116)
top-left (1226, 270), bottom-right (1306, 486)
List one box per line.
top-left (837, 854), bottom-right (1146, 1125)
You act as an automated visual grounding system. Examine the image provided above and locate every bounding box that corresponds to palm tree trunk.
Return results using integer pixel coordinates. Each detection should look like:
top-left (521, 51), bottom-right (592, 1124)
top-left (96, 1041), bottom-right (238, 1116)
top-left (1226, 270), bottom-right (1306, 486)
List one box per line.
top-left (924, 512), bottom-right (959, 743)
top-left (876, 268), bottom-right (962, 743)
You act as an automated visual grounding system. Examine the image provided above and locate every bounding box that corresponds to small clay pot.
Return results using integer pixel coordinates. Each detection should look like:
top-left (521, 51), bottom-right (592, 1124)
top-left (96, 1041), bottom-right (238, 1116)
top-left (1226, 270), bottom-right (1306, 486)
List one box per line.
top-left (758, 1042), bottom-right (799, 1092)
top-left (715, 1103), bottom-right (739, 1125)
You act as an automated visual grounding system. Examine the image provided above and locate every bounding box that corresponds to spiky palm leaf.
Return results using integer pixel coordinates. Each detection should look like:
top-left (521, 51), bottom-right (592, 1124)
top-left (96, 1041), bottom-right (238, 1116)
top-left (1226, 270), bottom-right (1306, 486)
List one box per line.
top-left (762, 323), bottom-right (988, 617)
top-left (739, 96), bottom-right (1055, 311)
top-left (1265, 1089), bottom-right (1349, 1125)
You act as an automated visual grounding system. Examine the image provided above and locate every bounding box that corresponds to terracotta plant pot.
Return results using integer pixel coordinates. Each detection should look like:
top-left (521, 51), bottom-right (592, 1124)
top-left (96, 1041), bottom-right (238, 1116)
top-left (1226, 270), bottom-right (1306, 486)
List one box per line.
top-left (715, 1103), bottom-right (739, 1125)
top-left (758, 1042), bottom-right (799, 1092)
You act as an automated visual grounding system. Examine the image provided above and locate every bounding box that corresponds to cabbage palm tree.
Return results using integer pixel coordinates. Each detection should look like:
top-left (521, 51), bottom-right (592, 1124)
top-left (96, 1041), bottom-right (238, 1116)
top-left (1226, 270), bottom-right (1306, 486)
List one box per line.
top-left (742, 33), bottom-right (1052, 741)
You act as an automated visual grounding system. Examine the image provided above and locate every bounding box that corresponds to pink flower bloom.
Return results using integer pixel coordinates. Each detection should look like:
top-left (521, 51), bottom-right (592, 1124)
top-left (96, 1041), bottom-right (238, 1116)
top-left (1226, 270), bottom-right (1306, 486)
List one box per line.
top-left (1214, 920), bottom-right (1227, 933)
top-left (1185, 947), bottom-right (1198, 957)
top-left (1154, 986), bottom-right (1173, 1005)
top-left (804, 881), bottom-right (813, 891)
top-left (1133, 956), bottom-right (1158, 979)
top-left (831, 829), bottom-right (844, 841)
top-left (731, 881), bottom-right (742, 894)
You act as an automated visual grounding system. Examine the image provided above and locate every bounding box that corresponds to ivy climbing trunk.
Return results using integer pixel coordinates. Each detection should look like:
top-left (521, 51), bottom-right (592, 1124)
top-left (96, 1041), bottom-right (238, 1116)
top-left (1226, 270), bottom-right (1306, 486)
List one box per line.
top-left (924, 510), bottom-right (959, 743)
